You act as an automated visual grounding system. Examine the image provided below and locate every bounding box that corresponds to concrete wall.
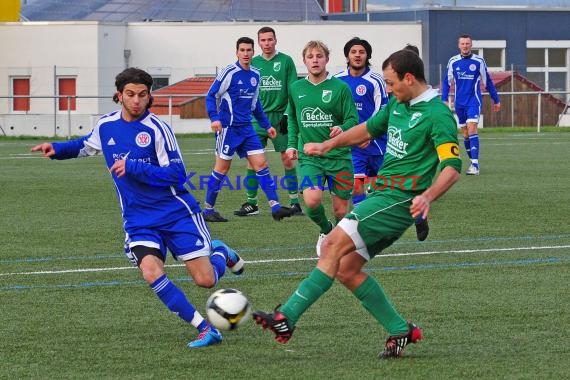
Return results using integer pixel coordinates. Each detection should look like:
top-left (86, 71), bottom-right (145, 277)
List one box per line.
top-left (0, 21), bottom-right (421, 136)
top-left (126, 21), bottom-right (421, 82)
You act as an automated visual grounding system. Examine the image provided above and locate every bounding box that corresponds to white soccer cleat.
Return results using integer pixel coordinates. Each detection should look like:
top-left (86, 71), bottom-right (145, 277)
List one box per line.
top-left (316, 233), bottom-right (327, 257)
top-left (466, 164), bottom-right (480, 176)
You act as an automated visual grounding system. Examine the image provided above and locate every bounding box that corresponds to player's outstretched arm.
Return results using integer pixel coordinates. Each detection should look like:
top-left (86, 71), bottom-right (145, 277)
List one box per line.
top-left (304, 122), bottom-right (371, 156)
top-left (31, 142), bottom-right (55, 158)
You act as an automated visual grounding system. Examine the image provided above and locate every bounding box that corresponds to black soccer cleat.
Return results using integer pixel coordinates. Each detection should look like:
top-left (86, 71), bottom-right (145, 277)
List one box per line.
top-left (204, 210), bottom-right (228, 223)
top-left (234, 202), bottom-right (260, 217)
top-left (271, 206), bottom-right (294, 221)
top-left (415, 218), bottom-right (429, 241)
top-left (290, 203), bottom-right (304, 216)
top-left (378, 322), bottom-right (423, 359)
top-left (253, 306), bottom-right (294, 344)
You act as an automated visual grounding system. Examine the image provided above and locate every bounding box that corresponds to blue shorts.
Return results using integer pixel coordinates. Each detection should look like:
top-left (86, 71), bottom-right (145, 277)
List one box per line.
top-left (124, 214), bottom-right (211, 265)
top-left (216, 125), bottom-right (265, 160)
top-left (455, 105), bottom-right (481, 126)
top-left (353, 154), bottom-right (384, 178)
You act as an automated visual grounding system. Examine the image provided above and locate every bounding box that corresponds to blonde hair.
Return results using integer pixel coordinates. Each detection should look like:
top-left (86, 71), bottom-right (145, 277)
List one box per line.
top-left (302, 40), bottom-right (330, 59)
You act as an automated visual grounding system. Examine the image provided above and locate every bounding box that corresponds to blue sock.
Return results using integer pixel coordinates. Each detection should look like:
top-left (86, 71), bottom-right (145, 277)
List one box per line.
top-left (352, 193), bottom-right (366, 206)
top-left (463, 137), bottom-right (472, 160)
top-left (210, 246), bottom-right (227, 283)
top-left (469, 134), bottom-right (479, 165)
top-left (205, 170), bottom-right (226, 209)
top-left (150, 274), bottom-right (205, 329)
top-left (255, 167), bottom-right (281, 212)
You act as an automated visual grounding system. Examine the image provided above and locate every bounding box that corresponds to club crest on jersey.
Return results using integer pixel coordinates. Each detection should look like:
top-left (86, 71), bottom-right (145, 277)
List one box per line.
top-left (273, 62), bottom-right (281, 72)
top-left (469, 64), bottom-right (476, 71)
top-left (322, 90), bottom-right (332, 103)
top-left (136, 132), bottom-right (151, 147)
top-left (355, 84), bottom-right (367, 96)
top-left (409, 112), bottom-right (422, 128)
top-left (250, 77), bottom-right (257, 86)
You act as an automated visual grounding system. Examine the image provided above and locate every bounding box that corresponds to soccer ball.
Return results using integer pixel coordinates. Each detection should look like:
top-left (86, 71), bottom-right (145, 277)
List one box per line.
top-left (206, 288), bottom-right (252, 331)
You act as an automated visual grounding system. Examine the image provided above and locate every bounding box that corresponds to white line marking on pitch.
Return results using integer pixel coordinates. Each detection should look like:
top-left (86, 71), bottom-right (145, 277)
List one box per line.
top-left (1, 244), bottom-right (569, 277)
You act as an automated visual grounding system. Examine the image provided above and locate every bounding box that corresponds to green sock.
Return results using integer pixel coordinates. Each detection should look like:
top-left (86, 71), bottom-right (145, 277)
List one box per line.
top-left (284, 167), bottom-right (299, 205)
top-left (306, 205), bottom-right (332, 234)
top-left (280, 268), bottom-right (334, 326)
top-left (244, 168), bottom-right (258, 206)
top-left (353, 275), bottom-right (409, 335)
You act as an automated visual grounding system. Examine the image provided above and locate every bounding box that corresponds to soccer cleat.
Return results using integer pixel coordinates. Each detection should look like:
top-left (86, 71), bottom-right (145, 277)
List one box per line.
top-left (252, 306), bottom-right (294, 344)
top-left (316, 232), bottom-right (328, 257)
top-left (466, 164), bottom-right (480, 176)
top-left (272, 206), bottom-right (294, 221)
top-left (290, 203), bottom-right (304, 216)
top-left (204, 210), bottom-right (228, 222)
top-left (187, 326), bottom-right (223, 348)
top-left (212, 239), bottom-right (244, 275)
top-left (415, 218), bottom-right (429, 242)
top-left (234, 202), bottom-right (259, 217)
top-left (378, 322), bottom-right (423, 359)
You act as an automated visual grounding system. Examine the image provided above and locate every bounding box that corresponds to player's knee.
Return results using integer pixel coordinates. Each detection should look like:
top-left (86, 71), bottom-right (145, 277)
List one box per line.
top-left (193, 273), bottom-right (216, 289)
top-left (281, 155), bottom-right (294, 169)
top-left (320, 238), bottom-right (341, 262)
top-left (303, 196), bottom-right (321, 209)
top-left (333, 206), bottom-right (348, 221)
top-left (140, 267), bottom-right (164, 285)
top-left (335, 268), bottom-right (354, 285)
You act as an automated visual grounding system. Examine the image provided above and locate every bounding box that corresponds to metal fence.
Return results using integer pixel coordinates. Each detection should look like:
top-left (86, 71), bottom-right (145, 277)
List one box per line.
top-left (1, 91), bottom-right (569, 137)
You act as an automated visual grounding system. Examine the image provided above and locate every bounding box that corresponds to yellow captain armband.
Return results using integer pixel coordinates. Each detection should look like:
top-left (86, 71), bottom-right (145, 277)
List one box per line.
top-left (436, 142), bottom-right (460, 161)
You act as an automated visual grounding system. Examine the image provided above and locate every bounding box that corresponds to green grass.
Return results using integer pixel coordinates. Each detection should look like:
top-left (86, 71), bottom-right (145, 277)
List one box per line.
top-left (1, 130), bottom-right (569, 379)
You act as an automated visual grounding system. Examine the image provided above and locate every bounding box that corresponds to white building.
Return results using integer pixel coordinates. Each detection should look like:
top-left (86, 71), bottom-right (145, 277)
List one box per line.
top-left (0, 21), bottom-right (421, 136)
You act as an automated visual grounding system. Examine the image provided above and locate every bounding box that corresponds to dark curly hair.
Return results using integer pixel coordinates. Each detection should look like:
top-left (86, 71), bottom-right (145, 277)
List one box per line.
top-left (112, 68), bottom-right (154, 108)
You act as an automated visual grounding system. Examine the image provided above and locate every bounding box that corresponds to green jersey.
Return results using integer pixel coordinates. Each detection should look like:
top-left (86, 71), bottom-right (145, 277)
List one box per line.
top-left (366, 88), bottom-right (461, 193)
top-left (288, 76), bottom-right (358, 159)
top-left (252, 52), bottom-right (297, 114)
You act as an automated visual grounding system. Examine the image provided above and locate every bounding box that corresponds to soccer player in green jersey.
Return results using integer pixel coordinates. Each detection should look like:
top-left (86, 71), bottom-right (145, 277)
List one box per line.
top-left (234, 27), bottom-right (303, 217)
top-left (285, 40), bottom-right (358, 256)
top-left (253, 49), bottom-right (461, 359)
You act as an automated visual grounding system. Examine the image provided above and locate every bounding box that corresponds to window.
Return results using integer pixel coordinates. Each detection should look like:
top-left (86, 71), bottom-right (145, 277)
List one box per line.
top-left (58, 77), bottom-right (76, 111)
top-left (472, 41), bottom-right (506, 71)
top-left (483, 49), bottom-right (503, 69)
top-left (527, 48), bottom-right (545, 68)
top-left (152, 77), bottom-right (169, 91)
top-left (12, 77), bottom-right (30, 112)
top-left (526, 41), bottom-right (570, 100)
top-left (549, 48), bottom-right (566, 68)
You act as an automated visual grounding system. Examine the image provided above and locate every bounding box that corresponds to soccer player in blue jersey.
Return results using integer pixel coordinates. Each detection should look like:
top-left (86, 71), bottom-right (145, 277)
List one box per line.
top-left (335, 37), bottom-right (389, 207)
top-left (204, 36), bottom-right (293, 222)
top-left (31, 68), bottom-right (244, 349)
top-left (441, 34), bottom-right (501, 175)
top-left (335, 38), bottom-right (429, 241)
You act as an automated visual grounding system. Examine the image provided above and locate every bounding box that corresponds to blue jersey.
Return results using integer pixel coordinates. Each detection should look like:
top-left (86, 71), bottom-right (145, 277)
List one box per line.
top-left (206, 61), bottom-right (271, 129)
top-left (51, 110), bottom-right (201, 230)
top-left (441, 53), bottom-right (500, 107)
top-left (335, 67), bottom-right (389, 156)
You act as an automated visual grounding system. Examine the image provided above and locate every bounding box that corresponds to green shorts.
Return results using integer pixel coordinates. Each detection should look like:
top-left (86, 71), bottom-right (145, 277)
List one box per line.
top-left (252, 112), bottom-right (288, 153)
top-left (338, 190), bottom-right (415, 259)
top-left (298, 156), bottom-right (353, 200)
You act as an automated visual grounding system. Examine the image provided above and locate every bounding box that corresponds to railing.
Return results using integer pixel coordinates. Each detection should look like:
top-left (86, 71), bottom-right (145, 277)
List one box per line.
top-left (1, 91), bottom-right (569, 137)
